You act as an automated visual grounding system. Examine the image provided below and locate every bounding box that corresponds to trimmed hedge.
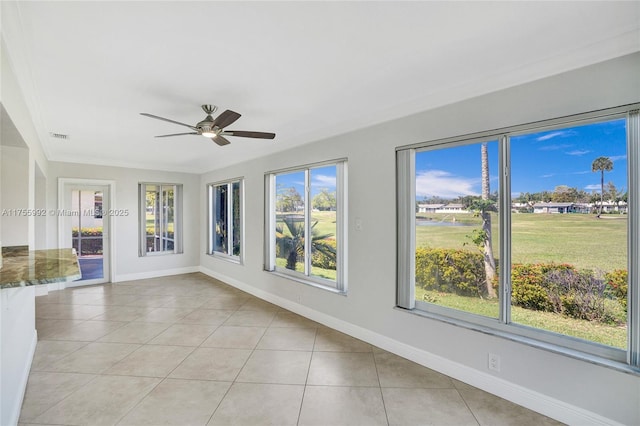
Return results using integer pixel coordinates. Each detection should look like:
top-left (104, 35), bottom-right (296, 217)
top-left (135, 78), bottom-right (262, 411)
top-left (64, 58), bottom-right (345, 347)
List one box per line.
top-left (72, 227), bottom-right (104, 255)
top-left (510, 263), bottom-right (625, 324)
top-left (605, 269), bottom-right (628, 309)
top-left (415, 248), bottom-right (487, 297)
top-left (311, 238), bottom-right (337, 270)
top-left (275, 237), bottom-right (337, 270)
top-left (416, 248), bottom-right (627, 324)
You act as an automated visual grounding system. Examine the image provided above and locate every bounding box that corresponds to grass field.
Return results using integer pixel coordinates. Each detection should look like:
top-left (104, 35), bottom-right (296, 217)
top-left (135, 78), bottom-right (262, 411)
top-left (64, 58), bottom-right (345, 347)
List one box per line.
top-left (416, 212), bottom-right (628, 348)
top-left (275, 211), bottom-right (337, 281)
top-left (274, 210), bottom-right (628, 347)
top-left (416, 212), bottom-right (627, 271)
top-left (415, 287), bottom-right (627, 349)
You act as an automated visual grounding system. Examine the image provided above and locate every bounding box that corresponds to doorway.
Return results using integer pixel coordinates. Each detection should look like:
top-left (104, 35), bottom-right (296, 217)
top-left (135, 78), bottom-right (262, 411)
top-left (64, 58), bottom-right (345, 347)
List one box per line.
top-left (58, 179), bottom-right (114, 286)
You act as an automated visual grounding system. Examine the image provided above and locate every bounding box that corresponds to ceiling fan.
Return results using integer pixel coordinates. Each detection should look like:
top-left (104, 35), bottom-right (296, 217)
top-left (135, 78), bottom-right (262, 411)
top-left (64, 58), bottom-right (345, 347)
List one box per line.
top-left (140, 104), bottom-right (275, 146)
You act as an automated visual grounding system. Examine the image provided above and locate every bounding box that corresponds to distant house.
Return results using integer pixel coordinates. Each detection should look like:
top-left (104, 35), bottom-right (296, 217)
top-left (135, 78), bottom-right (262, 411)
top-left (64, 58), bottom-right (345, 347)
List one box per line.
top-left (417, 203), bottom-right (444, 213)
top-left (417, 203), bottom-right (469, 214)
top-left (601, 201), bottom-right (628, 213)
top-left (438, 203), bottom-right (466, 213)
top-left (532, 202), bottom-right (576, 214)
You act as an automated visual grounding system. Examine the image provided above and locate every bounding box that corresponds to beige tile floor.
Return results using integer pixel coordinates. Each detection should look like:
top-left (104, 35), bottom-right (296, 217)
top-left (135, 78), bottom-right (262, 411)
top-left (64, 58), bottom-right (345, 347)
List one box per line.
top-left (19, 273), bottom-right (562, 426)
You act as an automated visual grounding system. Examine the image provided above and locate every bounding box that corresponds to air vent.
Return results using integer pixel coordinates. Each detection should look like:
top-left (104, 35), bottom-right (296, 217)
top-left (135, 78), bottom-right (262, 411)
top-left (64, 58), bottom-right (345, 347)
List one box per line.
top-left (49, 132), bottom-right (70, 140)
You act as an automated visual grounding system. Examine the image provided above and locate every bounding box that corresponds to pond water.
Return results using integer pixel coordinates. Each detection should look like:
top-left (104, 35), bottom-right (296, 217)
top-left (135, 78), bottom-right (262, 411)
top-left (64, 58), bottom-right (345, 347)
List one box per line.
top-left (416, 220), bottom-right (473, 227)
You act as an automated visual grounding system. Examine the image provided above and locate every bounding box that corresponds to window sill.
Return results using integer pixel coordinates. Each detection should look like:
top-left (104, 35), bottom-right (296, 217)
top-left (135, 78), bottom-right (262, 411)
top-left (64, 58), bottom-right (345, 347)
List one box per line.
top-left (140, 251), bottom-right (182, 257)
top-left (207, 252), bottom-right (242, 265)
top-left (395, 306), bottom-right (640, 377)
top-left (266, 270), bottom-right (346, 296)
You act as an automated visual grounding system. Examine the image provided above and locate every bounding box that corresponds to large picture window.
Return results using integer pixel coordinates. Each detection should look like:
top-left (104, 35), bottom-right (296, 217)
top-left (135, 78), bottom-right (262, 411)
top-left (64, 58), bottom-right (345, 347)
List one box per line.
top-left (265, 160), bottom-right (347, 292)
top-left (397, 105), bottom-right (639, 369)
top-left (208, 179), bottom-right (242, 261)
top-left (139, 183), bottom-right (183, 256)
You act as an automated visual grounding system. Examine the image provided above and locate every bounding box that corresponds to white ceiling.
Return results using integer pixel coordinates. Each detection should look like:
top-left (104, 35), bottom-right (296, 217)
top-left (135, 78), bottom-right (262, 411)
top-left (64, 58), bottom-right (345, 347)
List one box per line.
top-left (3, 1), bottom-right (639, 173)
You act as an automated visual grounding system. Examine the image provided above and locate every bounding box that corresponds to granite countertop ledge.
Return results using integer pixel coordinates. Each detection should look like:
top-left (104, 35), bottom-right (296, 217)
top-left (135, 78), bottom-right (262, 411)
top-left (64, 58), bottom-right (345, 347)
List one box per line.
top-left (0, 247), bottom-right (82, 289)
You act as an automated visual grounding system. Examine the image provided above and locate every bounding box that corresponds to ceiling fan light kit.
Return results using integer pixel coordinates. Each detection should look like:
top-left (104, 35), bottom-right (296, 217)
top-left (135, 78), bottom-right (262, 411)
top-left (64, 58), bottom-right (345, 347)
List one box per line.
top-left (140, 104), bottom-right (275, 147)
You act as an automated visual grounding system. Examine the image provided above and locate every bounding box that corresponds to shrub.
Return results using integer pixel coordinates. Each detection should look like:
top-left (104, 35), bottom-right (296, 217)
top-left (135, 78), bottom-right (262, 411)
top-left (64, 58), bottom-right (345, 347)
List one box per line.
top-left (545, 268), bottom-right (622, 324)
top-left (71, 227), bottom-right (103, 237)
top-left (605, 269), bottom-right (628, 310)
top-left (415, 248), bottom-right (487, 297)
top-left (311, 238), bottom-right (337, 270)
top-left (511, 263), bottom-right (568, 311)
top-left (511, 263), bottom-right (626, 324)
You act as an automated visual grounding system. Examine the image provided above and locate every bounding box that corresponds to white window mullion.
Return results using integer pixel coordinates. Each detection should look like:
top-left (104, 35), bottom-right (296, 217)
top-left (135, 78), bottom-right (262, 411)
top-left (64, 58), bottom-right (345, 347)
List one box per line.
top-left (396, 149), bottom-right (416, 309)
top-left (304, 169), bottom-right (311, 276)
top-left (264, 174), bottom-right (276, 271)
top-left (226, 183), bottom-right (233, 256)
top-left (500, 135), bottom-right (512, 325)
top-left (627, 109), bottom-right (640, 367)
top-left (158, 188), bottom-right (164, 251)
top-left (208, 185), bottom-right (214, 254)
top-left (336, 162), bottom-right (346, 291)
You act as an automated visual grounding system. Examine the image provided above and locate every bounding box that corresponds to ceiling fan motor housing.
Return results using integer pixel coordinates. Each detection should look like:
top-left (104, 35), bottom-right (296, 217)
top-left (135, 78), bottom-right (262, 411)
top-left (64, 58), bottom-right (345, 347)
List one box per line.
top-left (197, 116), bottom-right (218, 136)
top-left (201, 104), bottom-right (217, 115)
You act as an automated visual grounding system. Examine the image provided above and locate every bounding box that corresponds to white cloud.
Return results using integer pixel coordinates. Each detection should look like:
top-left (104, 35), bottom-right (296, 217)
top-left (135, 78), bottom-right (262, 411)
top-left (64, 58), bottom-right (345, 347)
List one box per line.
top-left (536, 130), bottom-right (575, 141)
top-left (609, 155), bottom-right (627, 162)
top-left (565, 150), bottom-right (590, 156)
top-left (312, 174), bottom-right (336, 189)
top-left (415, 170), bottom-right (479, 198)
top-left (571, 170), bottom-right (590, 175)
top-left (540, 173), bottom-right (554, 178)
top-left (585, 184), bottom-right (602, 191)
top-left (538, 144), bottom-right (573, 151)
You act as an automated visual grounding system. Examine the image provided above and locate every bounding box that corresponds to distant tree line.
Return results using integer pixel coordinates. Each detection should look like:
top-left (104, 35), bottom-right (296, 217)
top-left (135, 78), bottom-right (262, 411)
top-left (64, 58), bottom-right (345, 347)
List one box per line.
top-left (418, 182), bottom-right (626, 210)
top-left (276, 185), bottom-right (337, 212)
top-left (514, 182), bottom-right (627, 207)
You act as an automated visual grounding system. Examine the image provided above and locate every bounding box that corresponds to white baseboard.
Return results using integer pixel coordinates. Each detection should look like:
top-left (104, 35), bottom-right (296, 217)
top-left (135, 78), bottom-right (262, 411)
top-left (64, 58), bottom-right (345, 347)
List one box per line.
top-left (199, 266), bottom-right (619, 426)
top-left (34, 285), bottom-right (48, 296)
top-left (7, 329), bottom-right (37, 426)
top-left (113, 266), bottom-right (200, 283)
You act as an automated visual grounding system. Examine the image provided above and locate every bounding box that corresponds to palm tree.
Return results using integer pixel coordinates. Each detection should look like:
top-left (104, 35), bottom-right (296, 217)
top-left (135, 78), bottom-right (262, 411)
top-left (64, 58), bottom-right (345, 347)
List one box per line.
top-left (276, 217), bottom-right (335, 271)
top-left (480, 143), bottom-right (497, 298)
top-left (591, 156), bottom-right (613, 217)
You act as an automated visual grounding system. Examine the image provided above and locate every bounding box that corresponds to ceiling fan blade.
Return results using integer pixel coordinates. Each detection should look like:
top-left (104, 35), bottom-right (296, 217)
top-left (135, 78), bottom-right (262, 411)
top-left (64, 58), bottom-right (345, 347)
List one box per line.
top-left (212, 135), bottom-right (231, 146)
top-left (212, 110), bottom-right (241, 129)
top-left (155, 132), bottom-right (198, 138)
top-left (222, 130), bottom-right (276, 139)
top-left (140, 113), bottom-right (197, 130)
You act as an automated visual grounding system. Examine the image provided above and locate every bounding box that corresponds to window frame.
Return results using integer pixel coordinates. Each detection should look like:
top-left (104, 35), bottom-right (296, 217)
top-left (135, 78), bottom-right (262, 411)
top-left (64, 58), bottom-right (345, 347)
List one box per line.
top-left (264, 159), bottom-right (347, 293)
top-left (138, 182), bottom-right (183, 256)
top-left (397, 104), bottom-right (640, 372)
top-left (207, 178), bottom-right (244, 263)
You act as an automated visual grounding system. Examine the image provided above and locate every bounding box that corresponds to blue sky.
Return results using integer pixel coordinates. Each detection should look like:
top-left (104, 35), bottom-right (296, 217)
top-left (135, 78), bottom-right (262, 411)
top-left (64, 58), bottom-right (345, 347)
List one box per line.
top-left (276, 165), bottom-right (337, 199)
top-left (416, 118), bottom-right (627, 200)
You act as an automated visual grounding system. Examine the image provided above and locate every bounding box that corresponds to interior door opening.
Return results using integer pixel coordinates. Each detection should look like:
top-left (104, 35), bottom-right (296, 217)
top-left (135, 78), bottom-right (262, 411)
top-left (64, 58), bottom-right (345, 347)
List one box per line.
top-left (71, 189), bottom-right (104, 281)
top-left (59, 179), bottom-right (113, 286)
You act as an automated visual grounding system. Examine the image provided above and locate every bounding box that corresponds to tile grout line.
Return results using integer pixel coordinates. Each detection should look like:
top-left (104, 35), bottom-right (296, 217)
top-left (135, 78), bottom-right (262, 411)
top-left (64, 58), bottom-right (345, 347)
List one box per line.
top-left (296, 325), bottom-right (320, 426)
top-left (372, 350), bottom-right (391, 426)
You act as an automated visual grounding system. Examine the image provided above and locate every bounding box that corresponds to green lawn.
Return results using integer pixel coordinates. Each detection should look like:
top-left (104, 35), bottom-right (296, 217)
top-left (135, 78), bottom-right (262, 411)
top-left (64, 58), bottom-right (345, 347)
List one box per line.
top-left (416, 212), bottom-right (628, 348)
top-left (275, 210), bottom-right (628, 348)
top-left (416, 287), bottom-right (627, 349)
top-left (274, 257), bottom-right (336, 281)
top-left (416, 212), bottom-right (627, 271)
top-left (276, 211), bottom-right (337, 236)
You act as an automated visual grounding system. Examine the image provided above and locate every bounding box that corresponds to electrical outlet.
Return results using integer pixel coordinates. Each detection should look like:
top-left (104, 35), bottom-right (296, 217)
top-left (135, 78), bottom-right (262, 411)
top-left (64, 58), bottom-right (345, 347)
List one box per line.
top-left (488, 353), bottom-right (501, 372)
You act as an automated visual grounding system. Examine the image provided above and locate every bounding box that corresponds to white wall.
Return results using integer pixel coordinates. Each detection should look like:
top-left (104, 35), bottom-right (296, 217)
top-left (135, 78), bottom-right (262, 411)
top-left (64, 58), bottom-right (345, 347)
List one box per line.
top-left (0, 146), bottom-right (29, 246)
top-left (34, 165), bottom-right (46, 249)
top-left (0, 35), bottom-right (47, 426)
top-left (0, 287), bottom-right (36, 426)
top-left (200, 53), bottom-right (640, 425)
top-left (47, 161), bottom-right (200, 281)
